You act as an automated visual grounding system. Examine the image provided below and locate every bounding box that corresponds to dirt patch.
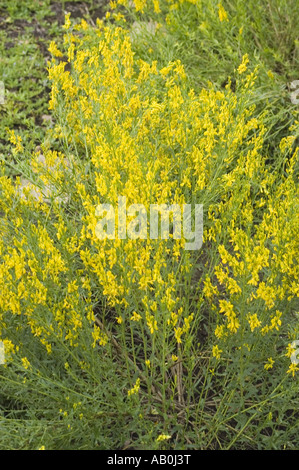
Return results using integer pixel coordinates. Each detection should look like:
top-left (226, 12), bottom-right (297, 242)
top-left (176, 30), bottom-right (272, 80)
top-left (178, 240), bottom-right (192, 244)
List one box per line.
top-left (90, 3), bottom-right (108, 23)
top-left (50, 1), bottom-right (107, 25)
top-left (1, 18), bottom-right (31, 40)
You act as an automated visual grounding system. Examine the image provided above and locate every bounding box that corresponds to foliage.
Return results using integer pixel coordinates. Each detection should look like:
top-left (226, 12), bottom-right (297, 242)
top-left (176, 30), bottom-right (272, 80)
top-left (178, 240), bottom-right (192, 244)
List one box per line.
top-left (0, 0), bottom-right (298, 450)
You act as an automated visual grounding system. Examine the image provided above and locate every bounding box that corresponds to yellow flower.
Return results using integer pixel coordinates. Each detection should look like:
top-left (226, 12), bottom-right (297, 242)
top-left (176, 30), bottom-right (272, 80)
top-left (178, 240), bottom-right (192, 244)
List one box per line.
top-left (238, 54), bottom-right (249, 74)
top-left (287, 363), bottom-right (299, 377)
top-left (7, 129), bottom-right (23, 154)
top-left (269, 311), bottom-right (282, 331)
top-left (264, 357), bottom-right (275, 370)
top-left (227, 314), bottom-right (240, 334)
top-left (156, 434), bottom-right (171, 442)
top-left (267, 70), bottom-right (274, 80)
top-left (219, 299), bottom-right (234, 315)
top-left (134, 0), bottom-right (147, 12)
top-left (212, 344), bottom-right (222, 360)
top-left (247, 313), bottom-right (261, 332)
top-left (214, 324), bottom-right (225, 339)
top-left (174, 326), bottom-right (183, 344)
top-left (62, 13), bottom-right (71, 30)
top-left (285, 342), bottom-right (296, 358)
top-left (131, 311), bottom-right (142, 322)
top-left (48, 41), bottom-right (63, 58)
top-left (153, 0), bottom-right (161, 13)
top-left (255, 282), bottom-right (276, 309)
top-left (146, 314), bottom-right (158, 334)
top-left (218, 299), bottom-right (240, 333)
top-left (21, 357), bottom-right (31, 369)
top-left (218, 3), bottom-right (229, 22)
top-left (128, 378), bottom-right (141, 396)
top-left (203, 275), bottom-right (219, 298)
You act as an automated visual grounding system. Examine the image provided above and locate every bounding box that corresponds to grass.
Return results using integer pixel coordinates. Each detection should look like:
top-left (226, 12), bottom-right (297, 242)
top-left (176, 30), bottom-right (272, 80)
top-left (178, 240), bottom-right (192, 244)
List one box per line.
top-left (0, 0), bottom-right (298, 450)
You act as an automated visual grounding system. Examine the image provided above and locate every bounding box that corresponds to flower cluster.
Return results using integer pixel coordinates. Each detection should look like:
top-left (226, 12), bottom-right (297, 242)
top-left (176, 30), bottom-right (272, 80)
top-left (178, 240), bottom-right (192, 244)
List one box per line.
top-left (0, 13), bottom-right (298, 409)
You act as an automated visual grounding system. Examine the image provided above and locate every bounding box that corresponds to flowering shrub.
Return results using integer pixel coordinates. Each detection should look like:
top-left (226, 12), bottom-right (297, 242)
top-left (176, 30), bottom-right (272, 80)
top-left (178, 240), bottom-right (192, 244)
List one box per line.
top-left (0, 9), bottom-right (298, 450)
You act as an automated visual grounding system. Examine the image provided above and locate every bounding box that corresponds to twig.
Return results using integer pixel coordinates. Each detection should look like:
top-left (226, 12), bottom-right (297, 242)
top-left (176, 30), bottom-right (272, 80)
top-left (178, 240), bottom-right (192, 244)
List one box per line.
top-left (94, 316), bottom-right (164, 401)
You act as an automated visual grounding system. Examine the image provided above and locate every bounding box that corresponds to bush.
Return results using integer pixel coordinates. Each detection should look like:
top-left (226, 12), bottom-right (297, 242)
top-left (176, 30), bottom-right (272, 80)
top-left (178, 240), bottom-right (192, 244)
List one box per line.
top-left (0, 5), bottom-right (298, 450)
